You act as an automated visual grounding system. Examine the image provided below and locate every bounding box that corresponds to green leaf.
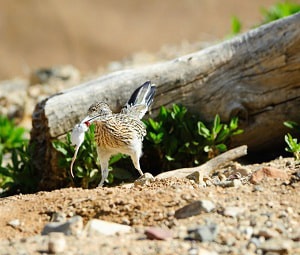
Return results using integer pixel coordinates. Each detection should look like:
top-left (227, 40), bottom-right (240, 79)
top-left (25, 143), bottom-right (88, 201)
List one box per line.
top-left (212, 115), bottom-right (222, 137)
top-left (229, 117), bottom-right (239, 130)
top-left (165, 155), bottom-right (175, 161)
top-left (284, 121), bottom-right (299, 129)
top-left (215, 143), bottom-right (227, 153)
top-left (52, 142), bottom-right (69, 155)
top-left (231, 16), bottom-right (242, 35)
top-left (158, 106), bottom-right (168, 119)
top-left (198, 122), bottom-right (210, 138)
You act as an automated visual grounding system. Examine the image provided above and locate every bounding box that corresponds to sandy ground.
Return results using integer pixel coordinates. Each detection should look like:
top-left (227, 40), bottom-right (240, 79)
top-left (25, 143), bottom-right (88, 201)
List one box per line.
top-left (0, 158), bottom-right (299, 254)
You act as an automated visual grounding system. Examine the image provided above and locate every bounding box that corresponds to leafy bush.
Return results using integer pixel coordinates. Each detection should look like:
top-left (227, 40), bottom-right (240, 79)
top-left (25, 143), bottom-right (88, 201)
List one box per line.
top-left (198, 114), bottom-right (243, 159)
top-left (260, 1), bottom-right (300, 24)
top-left (0, 115), bottom-right (26, 153)
top-left (284, 121), bottom-right (300, 160)
top-left (143, 104), bottom-right (243, 172)
top-left (230, 1), bottom-right (300, 35)
top-left (0, 116), bottom-right (37, 196)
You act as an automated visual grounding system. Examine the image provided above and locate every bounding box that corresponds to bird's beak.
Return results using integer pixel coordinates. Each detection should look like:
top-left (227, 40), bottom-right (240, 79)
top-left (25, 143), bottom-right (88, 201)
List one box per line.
top-left (80, 114), bottom-right (102, 125)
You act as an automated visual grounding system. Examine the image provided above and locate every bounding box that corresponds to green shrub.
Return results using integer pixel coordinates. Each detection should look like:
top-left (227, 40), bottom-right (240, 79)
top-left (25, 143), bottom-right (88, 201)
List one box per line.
top-left (230, 1), bottom-right (300, 35)
top-left (284, 121), bottom-right (300, 160)
top-left (0, 115), bottom-right (26, 153)
top-left (0, 116), bottom-right (37, 196)
top-left (143, 104), bottom-right (243, 172)
top-left (260, 1), bottom-right (300, 24)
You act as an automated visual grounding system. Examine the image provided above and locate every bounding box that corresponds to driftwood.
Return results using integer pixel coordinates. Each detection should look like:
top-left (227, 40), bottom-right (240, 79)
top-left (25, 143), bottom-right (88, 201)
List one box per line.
top-left (155, 145), bottom-right (248, 179)
top-left (30, 13), bottom-right (300, 190)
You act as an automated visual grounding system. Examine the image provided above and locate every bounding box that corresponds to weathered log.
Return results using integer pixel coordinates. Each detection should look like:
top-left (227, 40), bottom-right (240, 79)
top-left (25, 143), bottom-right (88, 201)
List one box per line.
top-left (155, 145), bottom-right (248, 179)
top-left (30, 13), bottom-right (300, 190)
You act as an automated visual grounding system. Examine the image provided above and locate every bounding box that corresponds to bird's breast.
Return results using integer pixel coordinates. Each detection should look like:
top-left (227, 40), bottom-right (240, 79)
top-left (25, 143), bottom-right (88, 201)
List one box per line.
top-left (94, 116), bottom-right (146, 148)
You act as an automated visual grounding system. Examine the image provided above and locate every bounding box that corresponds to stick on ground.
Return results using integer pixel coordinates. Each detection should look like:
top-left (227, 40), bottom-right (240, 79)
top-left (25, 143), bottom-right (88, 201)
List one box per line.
top-left (155, 145), bottom-right (248, 179)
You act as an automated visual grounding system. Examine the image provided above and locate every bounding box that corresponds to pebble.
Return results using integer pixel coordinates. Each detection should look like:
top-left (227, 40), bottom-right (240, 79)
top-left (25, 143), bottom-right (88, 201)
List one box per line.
top-left (256, 228), bottom-right (280, 239)
top-left (233, 179), bottom-right (243, 187)
top-left (249, 237), bottom-right (262, 248)
top-left (250, 167), bottom-right (289, 184)
top-left (239, 226), bottom-right (253, 239)
top-left (187, 223), bottom-right (218, 242)
top-left (145, 227), bottom-right (173, 240)
top-left (8, 219), bottom-right (21, 228)
top-left (84, 219), bottom-right (131, 236)
top-left (48, 232), bottom-right (66, 253)
top-left (175, 200), bottom-right (215, 219)
top-left (258, 237), bottom-right (294, 254)
top-left (42, 215), bottom-right (83, 236)
top-left (222, 206), bottom-right (245, 218)
top-left (186, 171), bottom-right (206, 186)
top-left (253, 185), bottom-right (264, 192)
top-left (189, 247), bottom-right (218, 255)
top-left (50, 212), bottom-right (66, 222)
top-left (134, 172), bottom-right (155, 186)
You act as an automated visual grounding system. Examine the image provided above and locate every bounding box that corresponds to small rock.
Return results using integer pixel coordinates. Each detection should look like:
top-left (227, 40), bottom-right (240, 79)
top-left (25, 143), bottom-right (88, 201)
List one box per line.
top-left (48, 232), bottom-right (66, 253)
top-left (186, 171), bottom-right (206, 186)
top-left (145, 227), bottom-right (173, 240)
top-left (50, 212), bottom-right (66, 222)
top-left (218, 180), bottom-right (235, 187)
top-left (134, 172), bottom-right (155, 186)
top-left (189, 247), bottom-right (218, 255)
top-left (121, 217), bottom-right (130, 225)
top-left (84, 219), bottom-right (131, 236)
top-left (250, 167), bottom-right (289, 184)
top-left (42, 215), bottom-right (83, 236)
top-left (198, 200), bottom-right (216, 213)
top-left (253, 185), bottom-right (264, 192)
top-left (175, 200), bottom-right (215, 219)
top-left (239, 226), bottom-right (254, 239)
top-left (8, 219), bottom-right (21, 228)
top-left (259, 238), bottom-right (294, 253)
top-left (222, 206), bottom-right (245, 218)
top-left (232, 167), bottom-right (252, 177)
top-left (249, 237), bottom-right (262, 248)
top-left (256, 228), bottom-right (280, 239)
top-left (232, 179), bottom-right (243, 187)
top-left (188, 223), bottom-right (218, 242)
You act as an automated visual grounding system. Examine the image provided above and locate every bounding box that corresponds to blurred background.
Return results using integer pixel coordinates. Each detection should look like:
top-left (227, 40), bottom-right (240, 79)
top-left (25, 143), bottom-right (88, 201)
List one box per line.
top-left (0, 0), bottom-right (293, 80)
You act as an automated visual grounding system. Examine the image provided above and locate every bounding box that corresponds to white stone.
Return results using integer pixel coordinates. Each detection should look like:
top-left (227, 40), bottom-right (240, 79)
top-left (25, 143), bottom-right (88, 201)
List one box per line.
top-left (223, 206), bottom-right (245, 218)
top-left (48, 232), bottom-right (66, 253)
top-left (84, 219), bottom-right (131, 236)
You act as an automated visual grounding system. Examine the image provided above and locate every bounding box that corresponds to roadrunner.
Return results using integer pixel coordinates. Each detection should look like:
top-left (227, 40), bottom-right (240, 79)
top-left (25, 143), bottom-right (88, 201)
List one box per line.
top-left (71, 81), bottom-right (156, 186)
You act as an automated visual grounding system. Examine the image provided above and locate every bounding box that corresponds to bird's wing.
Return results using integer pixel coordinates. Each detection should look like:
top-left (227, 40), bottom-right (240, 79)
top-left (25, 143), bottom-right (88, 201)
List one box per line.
top-left (121, 81), bottom-right (156, 119)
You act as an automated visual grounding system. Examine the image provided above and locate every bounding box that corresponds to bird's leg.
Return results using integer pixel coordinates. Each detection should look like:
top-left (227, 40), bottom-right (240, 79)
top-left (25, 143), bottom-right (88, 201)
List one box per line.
top-left (97, 148), bottom-right (110, 187)
top-left (98, 166), bottom-right (109, 187)
top-left (130, 152), bottom-right (144, 176)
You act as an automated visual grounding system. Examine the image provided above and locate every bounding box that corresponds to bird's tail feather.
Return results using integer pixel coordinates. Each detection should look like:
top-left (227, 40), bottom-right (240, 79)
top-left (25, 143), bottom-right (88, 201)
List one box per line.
top-left (122, 81), bottom-right (156, 119)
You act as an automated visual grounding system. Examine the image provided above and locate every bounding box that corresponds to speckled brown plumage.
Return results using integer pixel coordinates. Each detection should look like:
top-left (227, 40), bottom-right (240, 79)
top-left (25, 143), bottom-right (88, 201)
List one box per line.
top-left (84, 81), bottom-right (156, 186)
top-left (94, 114), bottom-right (146, 148)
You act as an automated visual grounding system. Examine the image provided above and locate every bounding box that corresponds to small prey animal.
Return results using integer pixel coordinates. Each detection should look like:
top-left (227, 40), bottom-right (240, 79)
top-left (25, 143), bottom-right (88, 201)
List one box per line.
top-left (70, 81), bottom-right (156, 186)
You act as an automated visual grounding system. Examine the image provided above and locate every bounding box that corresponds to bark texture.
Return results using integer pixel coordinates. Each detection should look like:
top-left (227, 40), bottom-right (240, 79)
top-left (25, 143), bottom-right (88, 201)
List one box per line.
top-left (30, 13), bottom-right (300, 190)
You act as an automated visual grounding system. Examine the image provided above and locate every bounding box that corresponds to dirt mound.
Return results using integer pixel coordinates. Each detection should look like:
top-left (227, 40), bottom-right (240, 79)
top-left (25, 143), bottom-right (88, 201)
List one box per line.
top-left (0, 158), bottom-right (299, 254)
